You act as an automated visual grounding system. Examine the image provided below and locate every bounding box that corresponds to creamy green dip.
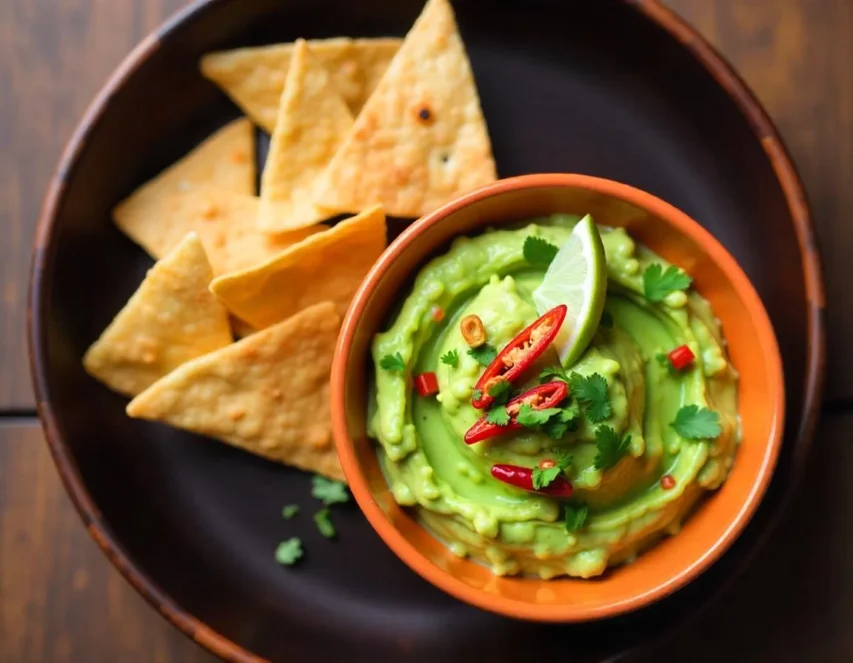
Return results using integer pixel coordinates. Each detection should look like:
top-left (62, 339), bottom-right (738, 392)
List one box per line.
top-left (369, 215), bottom-right (739, 579)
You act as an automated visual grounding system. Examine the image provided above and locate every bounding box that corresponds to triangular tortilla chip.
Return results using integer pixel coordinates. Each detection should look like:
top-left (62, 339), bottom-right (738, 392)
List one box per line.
top-left (258, 40), bottom-right (354, 232)
top-left (200, 38), bottom-right (402, 133)
top-left (210, 205), bottom-right (386, 329)
top-left (115, 186), bottom-right (326, 275)
top-left (314, 0), bottom-right (497, 218)
top-left (114, 118), bottom-right (256, 242)
top-left (83, 233), bottom-right (232, 397)
top-left (127, 301), bottom-right (344, 480)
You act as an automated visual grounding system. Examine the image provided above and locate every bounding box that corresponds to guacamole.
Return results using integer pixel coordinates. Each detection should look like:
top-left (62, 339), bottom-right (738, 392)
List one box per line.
top-left (369, 215), bottom-right (739, 579)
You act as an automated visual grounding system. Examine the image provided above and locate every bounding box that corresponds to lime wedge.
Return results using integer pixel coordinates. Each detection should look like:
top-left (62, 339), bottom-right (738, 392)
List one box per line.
top-left (532, 214), bottom-right (607, 367)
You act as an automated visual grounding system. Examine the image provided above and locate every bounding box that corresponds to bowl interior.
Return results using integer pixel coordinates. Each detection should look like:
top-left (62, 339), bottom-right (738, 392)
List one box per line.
top-left (335, 175), bottom-right (784, 621)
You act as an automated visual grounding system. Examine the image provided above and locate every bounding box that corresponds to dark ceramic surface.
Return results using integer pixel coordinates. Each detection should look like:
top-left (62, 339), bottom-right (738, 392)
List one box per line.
top-left (29, 0), bottom-right (824, 661)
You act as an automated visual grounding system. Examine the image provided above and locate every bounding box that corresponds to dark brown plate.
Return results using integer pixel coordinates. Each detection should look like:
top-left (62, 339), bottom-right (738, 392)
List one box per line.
top-left (29, 0), bottom-right (824, 661)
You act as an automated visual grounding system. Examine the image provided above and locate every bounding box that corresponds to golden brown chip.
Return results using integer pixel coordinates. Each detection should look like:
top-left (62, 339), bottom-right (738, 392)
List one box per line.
top-left (116, 186), bottom-right (326, 275)
top-left (126, 301), bottom-right (345, 481)
top-left (229, 315), bottom-right (259, 339)
top-left (210, 205), bottom-right (386, 329)
top-left (314, 0), bottom-right (497, 218)
top-left (83, 233), bottom-right (233, 397)
top-left (200, 38), bottom-right (402, 133)
top-left (113, 118), bottom-right (255, 241)
top-left (258, 40), bottom-right (354, 232)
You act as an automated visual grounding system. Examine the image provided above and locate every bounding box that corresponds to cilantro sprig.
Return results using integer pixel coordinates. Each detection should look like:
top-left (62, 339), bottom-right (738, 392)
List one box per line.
top-left (275, 537), bottom-right (303, 566)
top-left (281, 504), bottom-right (299, 519)
top-left (642, 263), bottom-right (692, 302)
top-left (523, 236), bottom-right (559, 267)
top-left (311, 475), bottom-right (350, 505)
top-left (594, 425), bottom-right (631, 470)
top-left (485, 406), bottom-right (510, 426)
top-left (570, 372), bottom-right (612, 422)
top-left (516, 402), bottom-right (579, 440)
top-left (314, 509), bottom-right (336, 538)
top-left (379, 352), bottom-right (406, 373)
top-left (539, 365), bottom-right (570, 385)
top-left (467, 343), bottom-right (497, 367)
top-left (486, 378), bottom-right (512, 405)
top-left (656, 353), bottom-right (678, 376)
top-left (440, 349), bottom-right (459, 368)
top-left (531, 452), bottom-right (573, 490)
top-left (564, 503), bottom-right (589, 532)
top-left (671, 405), bottom-right (721, 439)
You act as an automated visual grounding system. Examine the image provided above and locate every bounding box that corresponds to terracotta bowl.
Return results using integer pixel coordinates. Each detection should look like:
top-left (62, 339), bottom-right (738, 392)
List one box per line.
top-left (331, 173), bottom-right (785, 622)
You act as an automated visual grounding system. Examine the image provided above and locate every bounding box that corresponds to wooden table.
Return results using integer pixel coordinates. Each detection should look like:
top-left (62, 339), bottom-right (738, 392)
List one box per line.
top-left (1, 1), bottom-right (850, 661)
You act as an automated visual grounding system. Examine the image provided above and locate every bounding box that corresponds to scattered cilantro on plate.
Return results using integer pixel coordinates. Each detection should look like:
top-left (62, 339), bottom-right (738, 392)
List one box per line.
top-left (311, 475), bottom-right (350, 505)
top-left (281, 504), bottom-right (299, 520)
top-left (670, 405), bottom-right (721, 439)
top-left (314, 509), bottom-right (336, 538)
top-left (642, 263), bottom-right (692, 302)
top-left (275, 537), bottom-right (303, 566)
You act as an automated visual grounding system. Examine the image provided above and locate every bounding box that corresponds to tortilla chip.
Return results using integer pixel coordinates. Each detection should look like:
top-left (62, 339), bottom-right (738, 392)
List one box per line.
top-left (200, 38), bottom-right (402, 134)
top-left (113, 118), bottom-right (255, 240)
top-left (116, 186), bottom-right (326, 275)
top-left (258, 40), bottom-right (354, 232)
top-left (83, 233), bottom-right (232, 397)
top-left (126, 301), bottom-right (344, 480)
top-left (314, 0), bottom-right (497, 218)
top-left (210, 205), bottom-right (386, 329)
top-left (229, 315), bottom-right (259, 339)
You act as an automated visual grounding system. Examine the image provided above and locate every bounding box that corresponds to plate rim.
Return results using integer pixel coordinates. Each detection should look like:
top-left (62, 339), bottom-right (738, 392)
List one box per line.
top-left (26, 0), bottom-right (826, 661)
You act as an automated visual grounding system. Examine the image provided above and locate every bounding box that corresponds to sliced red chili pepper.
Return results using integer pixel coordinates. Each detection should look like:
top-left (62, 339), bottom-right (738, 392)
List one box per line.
top-left (490, 464), bottom-right (573, 497)
top-left (667, 344), bottom-right (695, 371)
top-left (414, 372), bottom-right (439, 397)
top-left (464, 381), bottom-right (568, 444)
top-left (471, 305), bottom-right (567, 409)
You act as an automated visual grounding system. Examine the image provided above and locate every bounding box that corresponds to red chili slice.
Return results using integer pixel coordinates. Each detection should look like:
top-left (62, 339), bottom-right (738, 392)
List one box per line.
top-left (490, 464), bottom-right (573, 497)
top-left (667, 344), bottom-right (695, 371)
top-left (471, 305), bottom-right (567, 409)
top-left (464, 381), bottom-right (568, 444)
top-left (414, 372), bottom-right (439, 397)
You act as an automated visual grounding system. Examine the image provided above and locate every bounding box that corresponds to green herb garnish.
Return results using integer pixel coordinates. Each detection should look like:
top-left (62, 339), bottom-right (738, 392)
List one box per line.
top-left (440, 349), bottom-right (459, 368)
top-left (516, 403), bottom-right (563, 428)
top-left (531, 452), bottom-right (573, 490)
top-left (311, 475), bottom-right (350, 505)
top-left (655, 353), bottom-right (678, 377)
top-left (379, 352), bottom-right (406, 373)
top-left (467, 343), bottom-right (497, 367)
top-left (275, 537), bottom-right (303, 565)
top-left (485, 406), bottom-right (511, 426)
top-left (314, 509), bottom-right (336, 538)
top-left (486, 378), bottom-right (512, 405)
top-left (523, 236), bottom-right (559, 267)
top-left (570, 372), bottom-right (612, 422)
top-left (543, 403), bottom-right (580, 440)
top-left (642, 263), bottom-right (692, 302)
top-left (281, 504), bottom-right (300, 519)
top-left (594, 425), bottom-right (631, 470)
top-left (539, 365), bottom-right (570, 384)
top-left (670, 405), bottom-right (721, 440)
top-left (564, 503), bottom-right (589, 532)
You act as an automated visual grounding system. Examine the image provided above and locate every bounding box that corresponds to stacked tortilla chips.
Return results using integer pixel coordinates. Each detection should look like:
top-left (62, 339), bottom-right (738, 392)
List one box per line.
top-left (85, 0), bottom-right (496, 480)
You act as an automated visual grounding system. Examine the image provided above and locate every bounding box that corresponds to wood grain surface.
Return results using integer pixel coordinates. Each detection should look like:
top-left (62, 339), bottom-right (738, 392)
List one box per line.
top-left (0, 0), bottom-right (851, 661)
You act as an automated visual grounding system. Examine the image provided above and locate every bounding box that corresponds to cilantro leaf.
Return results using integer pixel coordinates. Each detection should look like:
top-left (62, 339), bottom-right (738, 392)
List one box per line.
top-left (275, 537), bottom-right (303, 565)
top-left (599, 310), bottom-right (614, 329)
top-left (440, 349), bottom-right (459, 368)
top-left (485, 406), bottom-right (510, 426)
top-left (523, 236), bottom-right (559, 267)
top-left (516, 403), bottom-right (563, 428)
top-left (539, 365), bottom-right (570, 385)
top-left (543, 403), bottom-right (580, 440)
top-left (643, 263), bottom-right (693, 302)
top-left (670, 405), bottom-right (721, 440)
top-left (281, 504), bottom-right (299, 519)
top-left (379, 352), bottom-right (406, 373)
top-left (564, 503), bottom-right (589, 532)
top-left (656, 353), bottom-right (678, 377)
top-left (467, 343), bottom-right (497, 367)
top-left (531, 453), bottom-right (573, 490)
top-left (314, 508), bottom-right (337, 538)
top-left (570, 372), bottom-right (612, 422)
top-left (486, 378), bottom-right (512, 405)
top-left (311, 475), bottom-right (350, 505)
top-left (472, 388), bottom-right (483, 401)
top-left (594, 425), bottom-right (631, 470)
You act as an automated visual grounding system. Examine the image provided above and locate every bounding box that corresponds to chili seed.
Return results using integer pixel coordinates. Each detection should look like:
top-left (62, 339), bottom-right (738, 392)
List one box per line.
top-left (539, 459), bottom-right (556, 470)
top-left (660, 474), bottom-right (676, 490)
